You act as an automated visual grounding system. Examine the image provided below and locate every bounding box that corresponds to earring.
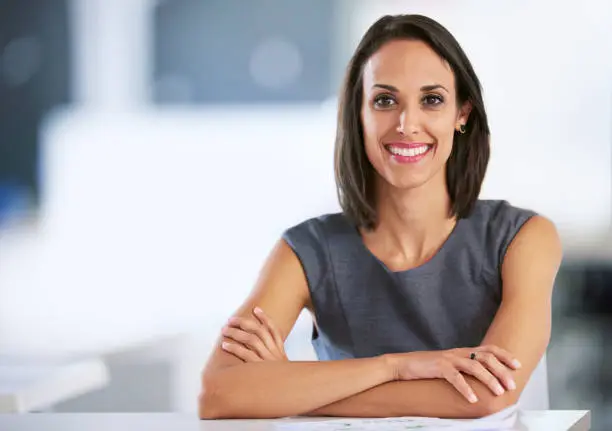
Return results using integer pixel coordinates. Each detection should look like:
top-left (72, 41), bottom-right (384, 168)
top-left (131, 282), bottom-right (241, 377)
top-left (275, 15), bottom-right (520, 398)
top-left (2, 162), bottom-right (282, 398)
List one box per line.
top-left (457, 123), bottom-right (466, 134)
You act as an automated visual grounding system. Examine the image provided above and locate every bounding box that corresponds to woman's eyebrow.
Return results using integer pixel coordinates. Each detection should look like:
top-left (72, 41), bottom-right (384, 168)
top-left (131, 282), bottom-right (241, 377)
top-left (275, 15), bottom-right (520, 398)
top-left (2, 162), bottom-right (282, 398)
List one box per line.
top-left (372, 83), bottom-right (399, 92)
top-left (372, 83), bottom-right (449, 93)
top-left (421, 84), bottom-right (449, 93)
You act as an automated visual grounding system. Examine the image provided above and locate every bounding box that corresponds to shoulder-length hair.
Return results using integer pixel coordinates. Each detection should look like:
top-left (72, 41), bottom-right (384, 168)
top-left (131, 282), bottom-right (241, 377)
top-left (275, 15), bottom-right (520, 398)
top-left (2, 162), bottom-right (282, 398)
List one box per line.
top-left (334, 14), bottom-right (490, 230)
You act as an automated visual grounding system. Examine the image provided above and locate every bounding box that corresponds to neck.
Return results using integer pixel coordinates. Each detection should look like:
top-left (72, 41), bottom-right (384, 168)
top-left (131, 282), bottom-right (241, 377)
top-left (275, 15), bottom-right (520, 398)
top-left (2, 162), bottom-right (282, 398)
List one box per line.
top-left (362, 174), bottom-right (456, 268)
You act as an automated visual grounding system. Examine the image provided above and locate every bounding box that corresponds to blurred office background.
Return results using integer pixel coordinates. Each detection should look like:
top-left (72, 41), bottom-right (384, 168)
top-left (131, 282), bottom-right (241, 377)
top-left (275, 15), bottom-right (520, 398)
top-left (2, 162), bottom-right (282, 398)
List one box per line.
top-left (0, 0), bottom-right (611, 428)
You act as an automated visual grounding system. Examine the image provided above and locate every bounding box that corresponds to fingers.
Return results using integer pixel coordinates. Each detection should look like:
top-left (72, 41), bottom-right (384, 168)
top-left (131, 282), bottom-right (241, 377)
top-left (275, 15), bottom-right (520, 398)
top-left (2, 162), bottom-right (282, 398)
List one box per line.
top-left (477, 345), bottom-right (522, 370)
top-left (454, 358), bottom-right (506, 397)
top-left (222, 325), bottom-right (278, 361)
top-left (222, 326), bottom-right (273, 360)
top-left (473, 351), bottom-right (517, 391)
top-left (253, 307), bottom-right (285, 349)
top-left (441, 363), bottom-right (478, 403)
top-left (221, 341), bottom-right (262, 362)
top-left (227, 316), bottom-right (277, 353)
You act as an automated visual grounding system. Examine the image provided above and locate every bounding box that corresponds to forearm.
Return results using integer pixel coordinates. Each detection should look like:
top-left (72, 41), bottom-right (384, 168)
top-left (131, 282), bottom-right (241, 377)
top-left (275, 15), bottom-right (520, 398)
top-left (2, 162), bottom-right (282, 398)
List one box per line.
top-left (199, 356), bottom-right (392, 419)
top-left (307, 376), bottom-right (507, 419)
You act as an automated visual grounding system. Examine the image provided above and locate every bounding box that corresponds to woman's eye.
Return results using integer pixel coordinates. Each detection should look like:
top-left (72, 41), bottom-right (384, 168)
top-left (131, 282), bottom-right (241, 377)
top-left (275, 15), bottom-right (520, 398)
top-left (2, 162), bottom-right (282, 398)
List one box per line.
top-left (373, 95), bottom-right (396, 108)
top-left (422, 94), bottom-right (444, 106)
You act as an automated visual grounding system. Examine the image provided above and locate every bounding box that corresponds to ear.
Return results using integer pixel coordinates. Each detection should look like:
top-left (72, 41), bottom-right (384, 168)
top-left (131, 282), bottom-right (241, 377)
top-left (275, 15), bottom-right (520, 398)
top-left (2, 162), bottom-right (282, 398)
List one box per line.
top-left (456, 100), bottom-right (472, 129)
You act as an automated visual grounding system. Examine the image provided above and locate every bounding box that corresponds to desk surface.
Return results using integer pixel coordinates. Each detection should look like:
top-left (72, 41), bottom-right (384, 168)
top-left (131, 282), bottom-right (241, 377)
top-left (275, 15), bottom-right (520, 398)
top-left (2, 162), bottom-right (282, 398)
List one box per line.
top-left (0, 411), bottom-right (591, 430)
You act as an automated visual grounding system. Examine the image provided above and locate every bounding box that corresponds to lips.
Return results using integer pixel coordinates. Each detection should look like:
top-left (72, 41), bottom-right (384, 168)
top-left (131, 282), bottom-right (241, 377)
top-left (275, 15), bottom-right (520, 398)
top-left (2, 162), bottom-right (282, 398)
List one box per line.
top-left (384, 142), bottom-right (434, 163)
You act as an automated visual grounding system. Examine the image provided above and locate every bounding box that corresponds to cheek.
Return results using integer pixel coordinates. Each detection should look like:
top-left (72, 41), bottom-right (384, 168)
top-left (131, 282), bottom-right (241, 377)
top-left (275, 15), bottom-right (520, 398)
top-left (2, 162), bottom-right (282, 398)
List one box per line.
top-left (361, 114), bottom-right (388, 165)
top-left (361, 109), bottom-right (377, 138)
top-left (361, 110), bottom-right (394, 144)
top-left (428, 116), bottom-right (456, 147)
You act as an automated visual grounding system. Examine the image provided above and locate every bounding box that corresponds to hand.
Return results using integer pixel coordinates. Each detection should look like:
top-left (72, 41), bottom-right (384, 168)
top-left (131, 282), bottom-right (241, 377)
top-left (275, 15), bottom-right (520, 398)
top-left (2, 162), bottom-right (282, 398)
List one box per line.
top-left (386, 345), bottom-right (522, 403)
top-left (221, 307), bottom-right (288, 362)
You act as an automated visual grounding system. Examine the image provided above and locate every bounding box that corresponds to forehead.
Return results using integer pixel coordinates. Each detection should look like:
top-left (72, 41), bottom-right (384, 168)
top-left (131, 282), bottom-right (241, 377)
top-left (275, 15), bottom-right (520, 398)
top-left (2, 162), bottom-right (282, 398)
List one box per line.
top-left (362, 39), bottom-right (455, 90)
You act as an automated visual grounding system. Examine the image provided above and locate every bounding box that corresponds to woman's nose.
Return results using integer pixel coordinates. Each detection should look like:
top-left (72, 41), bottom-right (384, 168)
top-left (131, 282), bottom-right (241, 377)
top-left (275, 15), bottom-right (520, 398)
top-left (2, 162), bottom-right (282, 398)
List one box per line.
top-left (396, 108), bottom-right (420, 136)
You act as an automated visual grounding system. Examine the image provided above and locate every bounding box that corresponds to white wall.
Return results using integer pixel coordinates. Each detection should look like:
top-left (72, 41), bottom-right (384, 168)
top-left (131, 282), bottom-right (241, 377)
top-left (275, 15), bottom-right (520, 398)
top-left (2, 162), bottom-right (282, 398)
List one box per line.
top-left (0, 106), bottom-right (338, 354)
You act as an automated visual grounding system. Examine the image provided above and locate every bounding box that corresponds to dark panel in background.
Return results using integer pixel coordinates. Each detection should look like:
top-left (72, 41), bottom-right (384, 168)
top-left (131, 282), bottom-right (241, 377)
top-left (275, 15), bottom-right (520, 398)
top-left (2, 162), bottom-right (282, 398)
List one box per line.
top-left (153, 0), bottom-right (335, 104)
top-left (551, 263), bottom-right (612, 430)
top-left (0, 0), bottom-right (71, 212)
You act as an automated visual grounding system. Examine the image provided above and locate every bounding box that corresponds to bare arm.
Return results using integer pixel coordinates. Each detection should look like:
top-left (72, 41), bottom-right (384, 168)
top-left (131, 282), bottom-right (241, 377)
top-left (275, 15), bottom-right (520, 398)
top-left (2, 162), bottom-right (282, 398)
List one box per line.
top-left (199, 239), bottom-right (395, 419)
top-left (306, 378), bottom-right (501, 418)
top-left (307, 216), bottom-right (562, 418)
top-left (478, 215), bottom-right (561, 407)
top-left (202, 356), bottom-right (393, 418)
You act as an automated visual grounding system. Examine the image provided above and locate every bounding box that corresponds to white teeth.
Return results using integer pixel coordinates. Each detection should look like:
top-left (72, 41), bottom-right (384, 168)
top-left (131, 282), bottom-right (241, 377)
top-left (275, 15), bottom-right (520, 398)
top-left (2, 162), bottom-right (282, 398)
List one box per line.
top-left (388, 145), bottom-right (429, 157)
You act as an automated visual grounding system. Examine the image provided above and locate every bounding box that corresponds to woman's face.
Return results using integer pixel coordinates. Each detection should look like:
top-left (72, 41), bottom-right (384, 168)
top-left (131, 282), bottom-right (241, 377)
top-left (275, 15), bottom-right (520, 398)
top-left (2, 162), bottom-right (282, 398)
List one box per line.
top-left (360, 39), bottom-right (470, 191)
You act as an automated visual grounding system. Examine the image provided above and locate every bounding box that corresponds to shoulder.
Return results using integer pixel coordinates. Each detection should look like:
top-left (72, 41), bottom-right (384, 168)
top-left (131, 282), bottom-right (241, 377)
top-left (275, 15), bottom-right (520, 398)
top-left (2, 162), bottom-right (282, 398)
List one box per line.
top-left (282, 212), bottom-right (347, 247)
top-left (281, 212), bottom-right (346, 292)
top-left (470, 200), bottom-right (537, 228)
top-left (500, 214), bottom-right (562, 305)
top-left (470, 200), bottom-right (537, 246)
top-left (504, 214), bottom-right (562, 268)
top-left (465, 200), bottom-right (542, 273)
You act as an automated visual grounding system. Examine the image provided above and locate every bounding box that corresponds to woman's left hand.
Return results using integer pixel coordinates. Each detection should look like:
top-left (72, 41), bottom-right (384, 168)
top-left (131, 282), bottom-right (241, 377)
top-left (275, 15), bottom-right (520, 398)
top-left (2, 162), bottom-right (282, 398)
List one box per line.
top-left (221, 307), bottom-right (288, 362)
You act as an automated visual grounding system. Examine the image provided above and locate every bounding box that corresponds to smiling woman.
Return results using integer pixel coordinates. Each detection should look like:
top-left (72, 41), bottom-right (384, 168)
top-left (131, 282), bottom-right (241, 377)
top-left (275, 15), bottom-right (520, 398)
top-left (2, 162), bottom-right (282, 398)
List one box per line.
top-left (199, 14), bottom-right (562, 420)
top-left (360, 40), bottom-right (469, 192)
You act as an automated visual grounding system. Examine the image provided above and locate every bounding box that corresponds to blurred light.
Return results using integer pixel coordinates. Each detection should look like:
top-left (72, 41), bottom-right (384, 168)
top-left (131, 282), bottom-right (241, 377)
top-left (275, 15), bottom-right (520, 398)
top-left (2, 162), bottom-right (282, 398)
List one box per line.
top-left (1, 36), bottom-right (42, 88)
top-left (249, 37), bottom-right (303, 91)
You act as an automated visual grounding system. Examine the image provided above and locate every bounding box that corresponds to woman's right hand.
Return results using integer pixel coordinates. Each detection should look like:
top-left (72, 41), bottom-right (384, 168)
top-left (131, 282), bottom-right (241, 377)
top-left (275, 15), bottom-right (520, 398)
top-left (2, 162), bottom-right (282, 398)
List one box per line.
top-left (385, 345), bottom-right (522, 404)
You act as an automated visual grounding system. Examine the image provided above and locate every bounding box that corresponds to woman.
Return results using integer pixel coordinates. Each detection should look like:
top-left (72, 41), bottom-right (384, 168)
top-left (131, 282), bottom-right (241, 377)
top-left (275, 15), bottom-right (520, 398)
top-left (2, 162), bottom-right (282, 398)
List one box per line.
top-left (199, 14), bottom-right (562, 419)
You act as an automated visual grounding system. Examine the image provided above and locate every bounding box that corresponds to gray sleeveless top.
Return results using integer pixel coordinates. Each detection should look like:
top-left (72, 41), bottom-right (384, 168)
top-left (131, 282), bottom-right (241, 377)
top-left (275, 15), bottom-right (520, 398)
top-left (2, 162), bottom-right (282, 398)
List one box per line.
top-left (282, 200), bottom-right (536, 361)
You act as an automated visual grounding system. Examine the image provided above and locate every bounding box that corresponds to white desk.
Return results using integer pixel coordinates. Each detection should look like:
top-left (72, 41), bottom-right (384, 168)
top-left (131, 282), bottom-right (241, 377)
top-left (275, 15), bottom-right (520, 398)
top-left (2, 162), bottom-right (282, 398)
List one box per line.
top-left (0, 357), bottom-right (109, 413)
top-left (0, 411), bottom-right (591, 430)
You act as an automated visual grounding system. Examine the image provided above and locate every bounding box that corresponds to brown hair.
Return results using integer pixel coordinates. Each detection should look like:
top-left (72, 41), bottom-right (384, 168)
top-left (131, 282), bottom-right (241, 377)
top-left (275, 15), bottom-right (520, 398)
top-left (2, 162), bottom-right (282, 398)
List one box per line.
top-left (334, 14), bottom-right (490, 230)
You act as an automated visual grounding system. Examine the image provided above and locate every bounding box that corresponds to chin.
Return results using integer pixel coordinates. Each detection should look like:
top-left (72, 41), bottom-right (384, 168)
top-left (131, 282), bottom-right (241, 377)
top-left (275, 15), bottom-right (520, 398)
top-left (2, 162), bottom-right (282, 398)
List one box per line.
top-left (386, 175), bottom-right (431, 191)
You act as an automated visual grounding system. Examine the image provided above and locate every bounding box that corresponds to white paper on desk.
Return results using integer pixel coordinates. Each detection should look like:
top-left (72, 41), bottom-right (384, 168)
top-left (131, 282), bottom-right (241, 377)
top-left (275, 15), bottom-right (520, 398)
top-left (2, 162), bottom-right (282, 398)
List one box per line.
top-left (275, 403), bottom-right (517, 430)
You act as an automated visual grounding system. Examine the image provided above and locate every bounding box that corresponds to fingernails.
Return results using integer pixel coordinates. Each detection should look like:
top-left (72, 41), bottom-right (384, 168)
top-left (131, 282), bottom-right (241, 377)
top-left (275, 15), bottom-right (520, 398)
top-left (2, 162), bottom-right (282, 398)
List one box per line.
top-left (495, 384), bottom-right (505, 396)
top-left (468, 393), bottom-right (478, 403)
top-left (508, 379), bottom-right (516, 390)
top-left (512, 359), bottom-right (522, 369)
top-left (254, 307), bottom-right (263, 314)
top-left (221, 342), bottom-right (230, 349)
top-left (221, 326), bottom-right (230, 335)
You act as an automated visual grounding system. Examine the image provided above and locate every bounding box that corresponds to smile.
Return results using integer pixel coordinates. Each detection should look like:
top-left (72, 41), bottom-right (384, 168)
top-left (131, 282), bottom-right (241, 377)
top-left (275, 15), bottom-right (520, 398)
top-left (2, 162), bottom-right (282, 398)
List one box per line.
top-left (384, 143), bottom-right (434, 163)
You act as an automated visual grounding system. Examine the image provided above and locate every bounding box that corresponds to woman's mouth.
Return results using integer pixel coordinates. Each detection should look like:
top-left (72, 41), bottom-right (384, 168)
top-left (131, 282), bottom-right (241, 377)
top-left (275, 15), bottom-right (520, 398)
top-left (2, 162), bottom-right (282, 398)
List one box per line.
top-left (384, 142), bottom-right (434, 164)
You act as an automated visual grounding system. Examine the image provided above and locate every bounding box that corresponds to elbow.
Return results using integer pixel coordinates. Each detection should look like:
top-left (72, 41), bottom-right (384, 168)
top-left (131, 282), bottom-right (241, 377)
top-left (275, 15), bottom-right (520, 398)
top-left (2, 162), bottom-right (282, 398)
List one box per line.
top-left (198, 368), bottom-right (288, 420)
top-left (198, 373), bottom-right (227, 419)
top-left (198, 389), bottom-right (220, 419)
top-left (475, 393), bottom-right (518, 418)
